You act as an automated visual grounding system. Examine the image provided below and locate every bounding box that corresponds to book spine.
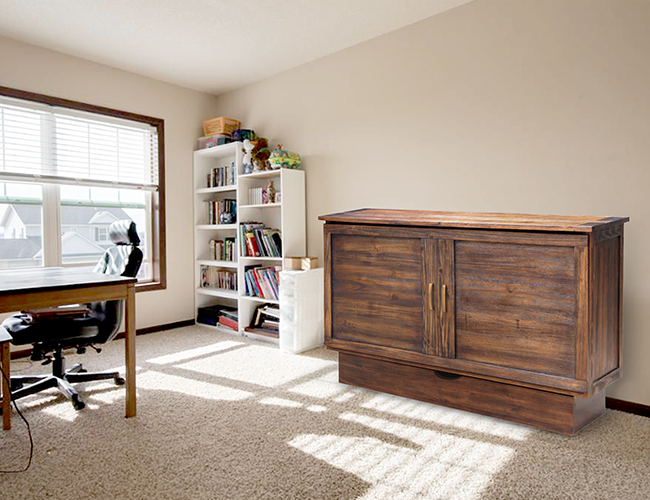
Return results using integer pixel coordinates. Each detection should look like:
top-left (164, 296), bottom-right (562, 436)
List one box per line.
top-left (260, 269), bottom-right (274, 299)
top-left (251, 269), bottom-right (264, 298)
top-left (218, 315), bottom-right (238, 331)
top-left (245, 232), bottom-right (260, 257)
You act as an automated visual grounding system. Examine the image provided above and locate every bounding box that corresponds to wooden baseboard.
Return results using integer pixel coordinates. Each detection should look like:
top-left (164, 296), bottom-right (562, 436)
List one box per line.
top-left (10, 319), bottom-right (195, 360)
top-left (114, 319), bottom-right (195, 339)
top-left (606, 397), bottom-right (650, 418)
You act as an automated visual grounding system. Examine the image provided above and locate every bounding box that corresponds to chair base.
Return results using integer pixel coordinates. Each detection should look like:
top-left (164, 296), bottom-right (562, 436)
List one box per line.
top-left (5, 347), bottom-right (125, 412)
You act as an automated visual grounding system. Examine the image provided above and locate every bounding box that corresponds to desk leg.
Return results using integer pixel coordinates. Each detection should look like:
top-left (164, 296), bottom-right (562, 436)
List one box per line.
top-left (125, 283), bottom-right (136, 418)
top-left (2, 341), bottom-right (10, 430)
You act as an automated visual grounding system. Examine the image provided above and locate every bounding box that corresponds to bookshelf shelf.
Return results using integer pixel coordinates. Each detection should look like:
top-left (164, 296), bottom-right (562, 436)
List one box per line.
top-left (193, 141), bottom-right (306, 339)
top-left (239, 170), bottom-right (281, 180)
top-left (240, 203), bottom-right (281, 209)
top-left (196, 288), bottom-right (239, 300)
top-left (241, 256), bottom-right (282, 262)
top-left (197, 260), bottom-right (238, 268)
top-left (196, 224), bottom-right (238, 230)
top-left (196, 185), bottom-right (236, 195)
top-left (241, 296), bottom-right (280, 305)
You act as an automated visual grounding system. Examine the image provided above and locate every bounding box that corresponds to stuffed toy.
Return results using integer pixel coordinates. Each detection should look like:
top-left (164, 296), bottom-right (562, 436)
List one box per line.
top-left (250, 137), bottom-right (271, 171)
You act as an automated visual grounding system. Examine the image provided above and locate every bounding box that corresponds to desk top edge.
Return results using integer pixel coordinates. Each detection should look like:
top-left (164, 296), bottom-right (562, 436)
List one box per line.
top-left (0, 268), bottom-right (137, 296)
top-left (318, 209), bottom-right (629, 233)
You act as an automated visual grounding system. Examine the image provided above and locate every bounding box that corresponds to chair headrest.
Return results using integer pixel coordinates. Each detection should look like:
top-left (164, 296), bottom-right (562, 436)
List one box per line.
top-left (109, 220), bottom-right (140, 246)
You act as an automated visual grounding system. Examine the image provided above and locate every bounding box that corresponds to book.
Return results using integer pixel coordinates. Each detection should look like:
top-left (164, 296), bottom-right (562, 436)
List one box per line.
top-left (250, 303), bottom-right (278, 328)
top-left (219, 309), bottom-right (238, 322)
top-left (261, 305), bottom-right (280, 319)
top-left (264, 229), bottom-right (281, 257)
top-left (271, 229), bottom-right (282, 257)
top-left (244, 326), bottom-right (279, 338)
top-left (245, 232), bottom-right (261, 257)
top-left (218, 315), bottom-right (238, 331)
top-left (197, 304), bottom-right (237, 326)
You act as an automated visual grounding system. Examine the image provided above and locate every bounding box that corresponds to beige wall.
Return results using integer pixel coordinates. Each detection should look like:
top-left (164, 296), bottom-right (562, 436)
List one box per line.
top-left (212, 0), bottom-right (650, 405)
top-left (0, 35), bottom-right (215, 329)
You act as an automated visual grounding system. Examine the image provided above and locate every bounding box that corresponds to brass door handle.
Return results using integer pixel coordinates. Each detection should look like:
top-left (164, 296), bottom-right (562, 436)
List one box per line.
top-left (442, 284), bottom-right (447, 313)
top-left (429, 283), bottom-right (434, 310)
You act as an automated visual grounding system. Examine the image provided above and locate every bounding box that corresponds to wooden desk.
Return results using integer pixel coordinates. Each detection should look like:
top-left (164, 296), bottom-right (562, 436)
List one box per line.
top-left (0, 268), bottom-right (137, 428)
top-left (1, 325), bottom-right (11, 430)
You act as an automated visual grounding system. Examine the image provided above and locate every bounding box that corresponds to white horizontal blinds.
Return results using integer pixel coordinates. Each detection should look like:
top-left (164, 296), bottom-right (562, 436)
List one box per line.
top-left (0, 103), bottom-right (44, 177)
top-left (0, 96), bottom-right (159, 191)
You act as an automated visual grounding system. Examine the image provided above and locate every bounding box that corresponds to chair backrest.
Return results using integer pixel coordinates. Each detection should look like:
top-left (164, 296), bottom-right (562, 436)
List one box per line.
top-left (90, 220), bottom-right (143, 343)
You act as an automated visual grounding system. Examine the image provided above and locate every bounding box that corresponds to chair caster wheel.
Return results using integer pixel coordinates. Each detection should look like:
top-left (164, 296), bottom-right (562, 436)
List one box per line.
top-left (115, 377), bottom-right (125, 385)
top-left (72, 397), bottom-right (85, 411)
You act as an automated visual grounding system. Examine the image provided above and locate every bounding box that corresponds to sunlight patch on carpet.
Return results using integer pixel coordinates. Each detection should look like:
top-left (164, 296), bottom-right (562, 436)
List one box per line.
top-left (259, 397), bottom-right (303, 408)
top-left (137, 370), bottom-right (253, 401)
top-left (288, 378), bottom-right (351, 399)
top-left (85, 383), bottom-right (125, 404)
top-left (360, 392), bottom-right (532, 440)
top-left (289, 413), bottom-right (515, 500)
top-left (176, 345), bottom-right (335, 388)
top-left (42, 402), bottom-right (81, 422)
top-left (146, 340), bottom-right (244, 365)
top-left (13, 393), bottom-right (58, 409)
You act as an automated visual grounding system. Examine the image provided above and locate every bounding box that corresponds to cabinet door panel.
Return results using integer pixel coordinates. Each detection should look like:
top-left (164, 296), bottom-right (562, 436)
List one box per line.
top-left (455, 241), bottom-right (577, 378)
top-left (330, 233), bottom-right (424, 352)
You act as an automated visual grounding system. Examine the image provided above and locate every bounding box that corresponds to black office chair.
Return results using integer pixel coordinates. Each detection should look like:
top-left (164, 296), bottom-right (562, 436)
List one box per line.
top-left (2, 220), bottom-right (143, 411)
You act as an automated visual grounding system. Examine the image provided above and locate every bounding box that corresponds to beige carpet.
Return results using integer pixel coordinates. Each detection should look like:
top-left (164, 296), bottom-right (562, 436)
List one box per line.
top-left (1, 325), bottom-right (649, 500)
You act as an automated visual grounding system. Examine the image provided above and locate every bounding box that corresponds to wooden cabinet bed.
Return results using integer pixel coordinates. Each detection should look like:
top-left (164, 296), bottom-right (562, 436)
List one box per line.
top-left (319, 209), bottom-right (628, 434)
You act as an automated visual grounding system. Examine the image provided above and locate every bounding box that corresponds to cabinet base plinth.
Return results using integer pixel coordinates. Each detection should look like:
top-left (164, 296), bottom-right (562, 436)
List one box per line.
top-left (339, 352), bottom-right (605, 435)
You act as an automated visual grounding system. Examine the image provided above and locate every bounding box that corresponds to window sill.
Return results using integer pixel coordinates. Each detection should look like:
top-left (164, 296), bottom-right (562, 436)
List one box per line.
top-left (136, 280), bottom-right (166, 292)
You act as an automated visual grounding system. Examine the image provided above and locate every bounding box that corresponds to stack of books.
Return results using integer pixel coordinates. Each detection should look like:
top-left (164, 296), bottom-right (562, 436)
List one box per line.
top-left (209, 237), bottom-right (237, 262)
top-left (244, 265), bottom-right (280, 300)
top-left (200, 266), bottom-right (237, 291)
top-left (244, 303), bottom-right (280, 338)
top-left (196, 305), bottom-right (238, 332)
top-left (239, 221), bottom-right (282, 257)
top-left (207, 162), bottom-right (236, 188)
top-left (205, 199), bottom-right (236, 225)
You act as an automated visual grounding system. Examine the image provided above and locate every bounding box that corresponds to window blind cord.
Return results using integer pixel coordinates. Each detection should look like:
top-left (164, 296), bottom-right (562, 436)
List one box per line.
top-left (0, 364), bottom-right (34, 473)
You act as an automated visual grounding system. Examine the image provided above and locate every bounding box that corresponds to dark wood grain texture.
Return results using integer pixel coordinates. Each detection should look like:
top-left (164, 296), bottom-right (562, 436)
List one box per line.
top-left (322, 209), bottom-right (627, 434)
top-left (330, 339), bottom-right (588, 395)
top-left (330, 233), bottom-right (425, 352)
top-left (436, 239), bottom-right (455, 358)
top-left (319, 209), bottom-right (628, 233)
top-left (591, 233), bottom-right (622, 382)
top-left (454, 241), bottom-right (576, 377)
top-left (339, 353), bottom-right (605, 435)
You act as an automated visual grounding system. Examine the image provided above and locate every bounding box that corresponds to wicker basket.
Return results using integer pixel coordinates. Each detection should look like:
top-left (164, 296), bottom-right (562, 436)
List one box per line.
top-left (202, 116), bottom-right (241, 137)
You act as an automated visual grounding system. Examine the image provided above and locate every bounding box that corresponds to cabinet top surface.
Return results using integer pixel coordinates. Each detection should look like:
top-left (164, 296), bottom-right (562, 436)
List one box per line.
top-left (319, 209), bottom-right (629, 233)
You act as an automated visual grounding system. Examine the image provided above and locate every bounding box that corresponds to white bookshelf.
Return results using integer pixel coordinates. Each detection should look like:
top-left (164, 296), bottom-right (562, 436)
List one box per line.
top-left (193, 141), bottom-right (306, 340)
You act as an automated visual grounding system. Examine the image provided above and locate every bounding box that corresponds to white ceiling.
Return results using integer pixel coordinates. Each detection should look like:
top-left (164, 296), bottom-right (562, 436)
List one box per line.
top-left (0, 0), bottom-right (473, 95)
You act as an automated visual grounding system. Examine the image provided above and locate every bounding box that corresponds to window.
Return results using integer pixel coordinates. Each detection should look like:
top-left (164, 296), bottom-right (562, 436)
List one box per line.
top-left (95, 227), bottom-right (109, 242)
top-left (0, 86), bottom-right (165, 290)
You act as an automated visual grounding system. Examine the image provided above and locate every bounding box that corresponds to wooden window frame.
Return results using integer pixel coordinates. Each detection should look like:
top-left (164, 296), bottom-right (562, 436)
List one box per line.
top-left (0, 85), bottom-right (166, 292)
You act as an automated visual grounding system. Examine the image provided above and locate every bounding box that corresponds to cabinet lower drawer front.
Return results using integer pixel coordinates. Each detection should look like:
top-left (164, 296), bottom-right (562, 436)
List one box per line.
top-left (339, 353), bottom-right (604, 435)
top-left (330, 234), bottom-right (424, 352)
top-left (454, 241), bottom-right (577, 378)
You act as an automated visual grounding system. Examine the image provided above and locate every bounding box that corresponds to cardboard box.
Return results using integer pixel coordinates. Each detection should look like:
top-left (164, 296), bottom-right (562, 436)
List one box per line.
top-left (284, 257), bottom-right (318, 271)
